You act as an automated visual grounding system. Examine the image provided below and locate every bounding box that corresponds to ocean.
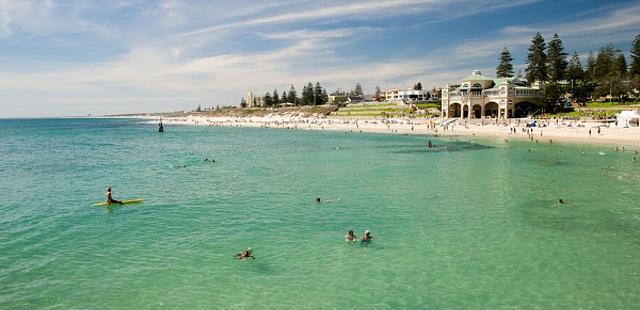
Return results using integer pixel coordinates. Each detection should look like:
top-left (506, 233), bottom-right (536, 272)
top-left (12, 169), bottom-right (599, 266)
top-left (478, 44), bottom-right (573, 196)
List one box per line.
top-left (1, 118), bottom-right (639, 309)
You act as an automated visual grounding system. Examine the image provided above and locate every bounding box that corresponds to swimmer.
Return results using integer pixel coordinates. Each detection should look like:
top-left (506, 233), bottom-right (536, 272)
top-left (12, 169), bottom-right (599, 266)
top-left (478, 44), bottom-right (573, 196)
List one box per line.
top-left (234, 247), bottom-right (255, 259)
top-left (105, 187), bottom-right (122, 205)
top-left (316, 197), bottom-right (321, 203)
top-left (345, 230), bottom-right (357, 242)
top-left (558, 199), bottom-right (565, 204)
top-left (361, 230), bottom-right (373, 243)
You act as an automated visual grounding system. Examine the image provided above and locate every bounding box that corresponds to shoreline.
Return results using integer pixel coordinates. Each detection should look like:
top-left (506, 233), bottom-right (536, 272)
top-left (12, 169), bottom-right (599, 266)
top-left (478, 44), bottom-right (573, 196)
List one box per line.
top-left (133, 114), bottom-right (640, 147)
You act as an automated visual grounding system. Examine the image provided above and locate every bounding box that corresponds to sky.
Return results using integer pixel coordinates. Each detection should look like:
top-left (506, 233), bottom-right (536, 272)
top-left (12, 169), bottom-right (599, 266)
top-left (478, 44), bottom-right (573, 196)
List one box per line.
top-left (0, 0), bottom-right (639, 117)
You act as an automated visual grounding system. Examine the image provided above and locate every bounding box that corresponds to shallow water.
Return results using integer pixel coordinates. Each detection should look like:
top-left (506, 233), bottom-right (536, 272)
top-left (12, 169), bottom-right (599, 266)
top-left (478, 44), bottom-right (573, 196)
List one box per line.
top-left (1, 118), bottom-right (639, 309)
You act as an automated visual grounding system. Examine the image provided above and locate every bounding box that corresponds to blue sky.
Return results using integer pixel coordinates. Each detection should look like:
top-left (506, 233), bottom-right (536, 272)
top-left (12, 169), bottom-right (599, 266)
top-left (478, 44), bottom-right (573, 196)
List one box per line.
top-left (0, 0), bottom-right (639, 117)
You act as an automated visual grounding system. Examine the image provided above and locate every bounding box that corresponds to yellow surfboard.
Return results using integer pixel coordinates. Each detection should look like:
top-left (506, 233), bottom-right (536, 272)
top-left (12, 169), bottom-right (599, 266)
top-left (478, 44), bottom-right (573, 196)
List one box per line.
top-left (93, 198), bottom-right (144, 207)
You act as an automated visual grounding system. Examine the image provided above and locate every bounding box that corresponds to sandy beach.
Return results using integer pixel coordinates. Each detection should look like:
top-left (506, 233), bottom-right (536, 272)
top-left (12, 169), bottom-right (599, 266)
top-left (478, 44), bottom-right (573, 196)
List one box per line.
top-left (142, 114), bottom-right (640, 147)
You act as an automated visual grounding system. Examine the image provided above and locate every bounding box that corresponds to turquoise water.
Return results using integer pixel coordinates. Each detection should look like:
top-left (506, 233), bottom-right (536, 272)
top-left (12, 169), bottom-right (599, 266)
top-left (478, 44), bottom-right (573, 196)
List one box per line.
top-left (1, 118), bottom-right (639, 309)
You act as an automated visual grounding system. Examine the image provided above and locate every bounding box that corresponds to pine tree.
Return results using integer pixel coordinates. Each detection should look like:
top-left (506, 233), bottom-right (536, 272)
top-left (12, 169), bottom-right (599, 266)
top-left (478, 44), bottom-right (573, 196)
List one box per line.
top-left (302, 83), bottom-right (314, 105)
top-left (613, 53), bottom-right (627, 78)
top-left (631, 33), bottom-right (640, 98)
top-left (496, 47), bottom-right (514, 78)
top-left (546, 33), bottom-right (567, 82)
top-left (525, 32), bottom-right (547, 84)
top-left (282, 91), bottom-right (287, 104)
top-left (631, 33), bottom-right (640, 77)
top-left (263, 91), bottom-right (272, 107)
top-left (414, 82), bottom-right (423, 90)
top-left (321, 88), bottom-right (329, 104)
top-left (287, 85), bottom-right (298, 105)
top-left (272, 88), bottom-right (279, 106)
top-left (353, 83), bottom-right (364, 96)
top-left (240, 97), bottom-right (247, 108)
top-left (374, 86), bottom-right (382, 101)
top-left (566, 51), bottom-right (584, 84)
top-left (585, 51), bottom-right (596, 80)
top-left (314, 82), bottom-right (323, 105)
top-left (594, 44), bottom-right (616, 80)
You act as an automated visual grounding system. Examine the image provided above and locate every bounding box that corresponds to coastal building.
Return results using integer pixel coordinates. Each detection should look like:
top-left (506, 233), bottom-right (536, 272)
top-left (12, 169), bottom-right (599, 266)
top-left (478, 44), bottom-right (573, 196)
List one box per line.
top-left (441, 70), bottom-right (542, 119)
top-left (245, 92), bottom-right (263, 108)
top-left (617, 110), bottom-right (640, 127)
top-left (382, 89), bottom-right (430, 102)
top-left (328, 94), bottom-right (371, 105)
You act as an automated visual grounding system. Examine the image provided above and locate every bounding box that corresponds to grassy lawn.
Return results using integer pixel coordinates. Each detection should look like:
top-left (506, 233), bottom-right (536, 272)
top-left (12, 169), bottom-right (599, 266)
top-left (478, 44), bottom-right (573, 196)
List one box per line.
top-left (416, 103), bottom-right (441, 109)
top-left (584, 101), bottom-right (640, 108)
top-left (332, 106), bottom-right (413, 117)
top-left (544, 110), bottom-right (617, 119)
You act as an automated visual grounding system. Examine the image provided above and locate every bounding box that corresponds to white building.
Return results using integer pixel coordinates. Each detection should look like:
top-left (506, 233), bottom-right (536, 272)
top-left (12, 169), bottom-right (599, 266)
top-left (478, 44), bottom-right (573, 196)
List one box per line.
top-left (441, 70), bottom-right (542, 119)
top-left (245, 92), bottom-right (263, 108)
top-left (382, 89), bottom-right (430, 102)
top-left (617, 110), bottom-right (640, 127)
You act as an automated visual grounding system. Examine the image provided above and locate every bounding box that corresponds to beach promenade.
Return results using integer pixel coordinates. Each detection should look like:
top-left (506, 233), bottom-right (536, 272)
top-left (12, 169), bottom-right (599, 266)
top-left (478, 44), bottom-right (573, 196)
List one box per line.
top-left (149, 114), bottom-right (640, 147)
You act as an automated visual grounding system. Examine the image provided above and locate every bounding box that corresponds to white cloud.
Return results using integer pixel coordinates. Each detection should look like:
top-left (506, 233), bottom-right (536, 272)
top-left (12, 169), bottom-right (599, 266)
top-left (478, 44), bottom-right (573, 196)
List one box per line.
top-left (174, 0), bottom-right (438, 37)
top-left (1, 1), bottom-right (639, 117)
top-left (501, 3), bottom-right (640, 37)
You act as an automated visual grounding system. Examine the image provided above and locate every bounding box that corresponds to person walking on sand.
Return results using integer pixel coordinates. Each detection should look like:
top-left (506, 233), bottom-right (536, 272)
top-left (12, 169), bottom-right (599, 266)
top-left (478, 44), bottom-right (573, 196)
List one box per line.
top-left (105, 187), bottom-right (122, 205)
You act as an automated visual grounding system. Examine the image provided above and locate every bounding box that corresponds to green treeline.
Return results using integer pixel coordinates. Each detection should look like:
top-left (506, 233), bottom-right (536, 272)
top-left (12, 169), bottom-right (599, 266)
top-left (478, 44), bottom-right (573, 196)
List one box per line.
top-left (242, 82), bottom-right (367, 107)
top-left (496, 32), bottom-right (640, 107)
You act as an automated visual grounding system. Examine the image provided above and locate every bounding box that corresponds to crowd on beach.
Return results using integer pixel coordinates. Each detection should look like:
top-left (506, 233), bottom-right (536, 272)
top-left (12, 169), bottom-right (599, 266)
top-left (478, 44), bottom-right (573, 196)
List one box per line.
top-left (148, 113), bottom-right (640, 147)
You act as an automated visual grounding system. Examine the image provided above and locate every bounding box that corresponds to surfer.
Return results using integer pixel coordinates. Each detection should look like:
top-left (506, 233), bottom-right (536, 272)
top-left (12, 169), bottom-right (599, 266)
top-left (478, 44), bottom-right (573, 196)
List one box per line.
top-left (345, 230), bottom-right (357, 242)
top-left (105, 187), bottom-right (122, 205)
top-left (558, 198), bottom-right (565, 204)
top-left (234, 248), bottom-right (255, 259)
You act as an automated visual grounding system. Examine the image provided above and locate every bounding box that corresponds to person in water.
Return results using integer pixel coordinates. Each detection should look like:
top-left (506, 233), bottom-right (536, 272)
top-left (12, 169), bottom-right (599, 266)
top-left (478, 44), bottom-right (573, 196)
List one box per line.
top-left (316, 197), bottom-right (321, 202)
top-left (345, 230), bottom-right (357, 242)
top-left (234, 247), bottom-right (255, 259)
top-left (105, 187), bottom-right (122, 205)
top-left (558, 198), bottom-right (565, 204)
top-left (361, 230), bottom-right (373, 243)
